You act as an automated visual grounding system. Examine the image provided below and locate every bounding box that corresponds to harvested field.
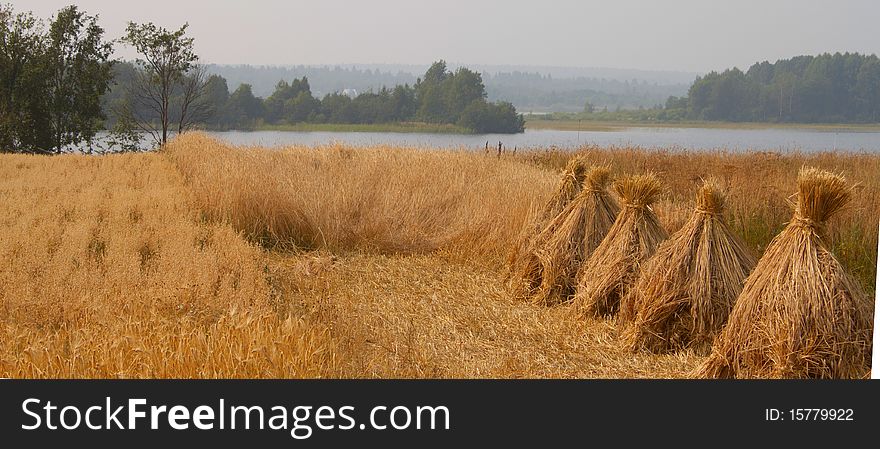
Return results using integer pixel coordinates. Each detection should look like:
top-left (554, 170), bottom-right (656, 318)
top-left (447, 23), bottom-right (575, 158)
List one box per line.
top-left (1, 133), bottom-right (876, 378)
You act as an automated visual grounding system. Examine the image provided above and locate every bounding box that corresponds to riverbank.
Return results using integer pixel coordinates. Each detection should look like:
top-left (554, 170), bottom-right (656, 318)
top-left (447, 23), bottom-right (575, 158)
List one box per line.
top-left (525, 118), bottom-right (880, 132)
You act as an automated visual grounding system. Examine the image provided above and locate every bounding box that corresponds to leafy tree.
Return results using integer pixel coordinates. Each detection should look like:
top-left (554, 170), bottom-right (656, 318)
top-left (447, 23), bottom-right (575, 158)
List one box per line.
top-left (264, 77), bottom-right (315, 123)
top-left (389, 84), bottom-right (417, 120)
top-left (264, 80), bottom-right (291, 123)
top-left (226, 83), bottom-right (262, 128)
top-left (286, 89), bottom-right (320, 122)
top-left (415, 60), bottom-right (450, 122)
top-left (99, 59), bottom-right (525, 134)
top-left (422, 60), bottom-right (449, 85)
top-left (202, 74), bottom-right (229, 127)
top-left (44, 5), bottom-right (113, 153)
top-left (444, 67), bottom-right (486, 121)
top-left (855, 58), bottom-right (880, 122)
top-left (458, 100), bottom-right (524, 133)
top-left (320, 92), bottom-right (354, 123)
top-left (0, 5), bottom-right (49, 152)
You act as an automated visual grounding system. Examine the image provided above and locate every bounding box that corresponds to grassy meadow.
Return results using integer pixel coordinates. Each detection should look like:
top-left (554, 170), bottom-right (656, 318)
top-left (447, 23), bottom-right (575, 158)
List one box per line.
top-left (1, 133), bottom-right (876, 378)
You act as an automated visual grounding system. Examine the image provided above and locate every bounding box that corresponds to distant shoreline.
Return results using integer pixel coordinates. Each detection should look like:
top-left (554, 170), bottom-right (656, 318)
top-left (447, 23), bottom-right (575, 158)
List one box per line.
top-left (251, 122), bottom-right (475, 134)
top-left (525, 118), bottom-right (880, 133)
top-left (206, 119), bottom-right (880, 135)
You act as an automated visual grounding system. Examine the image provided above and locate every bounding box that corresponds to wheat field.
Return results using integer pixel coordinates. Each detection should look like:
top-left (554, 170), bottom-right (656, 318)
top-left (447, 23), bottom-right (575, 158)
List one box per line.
top-left (1, 133), bottom-right (876, 378)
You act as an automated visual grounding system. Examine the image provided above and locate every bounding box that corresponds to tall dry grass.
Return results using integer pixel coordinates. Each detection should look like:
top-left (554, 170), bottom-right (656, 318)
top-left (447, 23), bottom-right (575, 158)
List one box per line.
top-left (165, 133), bottom-right (553, 265)
top-left (0, 152), bottom-right (336, 377)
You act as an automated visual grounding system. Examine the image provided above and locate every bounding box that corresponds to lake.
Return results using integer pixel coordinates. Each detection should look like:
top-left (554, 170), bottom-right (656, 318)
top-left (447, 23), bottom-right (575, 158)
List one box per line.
top-left (205, 127), bottom-right (880, 153)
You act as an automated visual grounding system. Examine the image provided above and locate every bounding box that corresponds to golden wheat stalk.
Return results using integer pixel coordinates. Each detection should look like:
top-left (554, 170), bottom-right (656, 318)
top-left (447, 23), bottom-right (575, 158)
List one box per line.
top-left (572, 172), bottom-right (668, 318)
top-left (530, 166), bottom-right (620, 306)
top-left (621, 179), bottom-right (756, 353)
top-left (695, 167), bottom-right (873, 379)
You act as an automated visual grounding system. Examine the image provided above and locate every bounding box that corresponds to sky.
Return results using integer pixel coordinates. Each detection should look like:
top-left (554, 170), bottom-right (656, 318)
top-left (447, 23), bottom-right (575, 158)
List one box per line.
top-left (18, 0), bottom-right (880, 73)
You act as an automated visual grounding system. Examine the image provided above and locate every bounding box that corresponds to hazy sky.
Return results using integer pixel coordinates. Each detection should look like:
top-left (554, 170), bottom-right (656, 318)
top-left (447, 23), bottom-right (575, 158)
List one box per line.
top-left (20, 0), bottom-right (880, 73)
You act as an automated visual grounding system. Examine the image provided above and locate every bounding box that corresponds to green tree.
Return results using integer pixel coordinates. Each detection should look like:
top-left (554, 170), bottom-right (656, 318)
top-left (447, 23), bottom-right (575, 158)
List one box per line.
top-left (264, 77), bottom-right (315, 123)
top-left (415, 60), bottom-right (450, 122)
top-left (263, 80), bottom-right (291, 123)
top-left (0, 5), bottom-right (49, 152)
top-left (286, 89), bottom-right (319, 123)
top-left (44, 5), bottom-right (113, 153)
top-left (679, 53), bottom-right (880, 123)
top-left (389, 84), bottom-right (416, 121)
top-left (444, 67), bottom-right (486, 121)
top-left (458, 100), bottom-right (524, 133)
top-left (855, 58), bottom-right (880, 121)
top-left (202, 74), bottom-right (229, 128)
top-left (120, 21), bottom-right (199, 146)
top-left (320, 92), bottom-right (354, 123)
top-left (226, 83), bottom-right (262, 128)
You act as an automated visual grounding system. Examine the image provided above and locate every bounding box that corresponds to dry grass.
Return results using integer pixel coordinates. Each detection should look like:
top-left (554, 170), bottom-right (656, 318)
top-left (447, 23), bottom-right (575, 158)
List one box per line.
top-left (164, 133), bottom-right (547, 265)
top-left (1, 133), bottom-right (877, 378)
top-left (265, 252), bottom-right (702, 378)
top-left (622, 179), bottom-right (757, 353)
top-left (0, 153), bottom-right (336, 377)
top-left (696, 168), bottom-right (873, 378)
top-left (573, 173), bottom-right (669, 318)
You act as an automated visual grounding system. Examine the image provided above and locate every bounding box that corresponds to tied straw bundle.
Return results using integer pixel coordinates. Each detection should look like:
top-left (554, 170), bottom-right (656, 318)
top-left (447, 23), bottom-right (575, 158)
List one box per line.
top-left (573, 172), bottom-right (668, 318)
top-left (622, 179), bottom-right (756, 353)
top-left (696, 167), bottom-right (873, 379)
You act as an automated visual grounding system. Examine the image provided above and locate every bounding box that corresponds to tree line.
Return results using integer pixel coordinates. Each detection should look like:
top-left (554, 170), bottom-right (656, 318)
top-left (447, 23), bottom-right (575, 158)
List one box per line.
top-left (207, 64), bottom-right (690, 113)
top-left (104, 60), bottom-right (524, 134)
top-left (664, 53), bottom-right (880, 123)
top-left (1, 4), bottom-right (523, 154)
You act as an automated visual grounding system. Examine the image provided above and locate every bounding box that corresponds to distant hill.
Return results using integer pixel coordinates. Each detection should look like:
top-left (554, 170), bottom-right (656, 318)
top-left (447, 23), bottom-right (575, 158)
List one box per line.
top-left (205, 63), bottom-right (695, 113)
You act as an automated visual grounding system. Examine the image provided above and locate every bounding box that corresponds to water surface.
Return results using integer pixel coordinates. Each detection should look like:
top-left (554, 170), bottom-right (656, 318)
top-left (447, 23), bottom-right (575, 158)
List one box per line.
top-left (206, 127), bottom-right (880, 152)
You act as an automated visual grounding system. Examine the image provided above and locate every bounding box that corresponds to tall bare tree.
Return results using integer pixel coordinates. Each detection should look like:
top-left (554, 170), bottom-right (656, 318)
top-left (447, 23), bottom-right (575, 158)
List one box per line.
top-left (120, 21), bottom-right (201, 147)
top-left (175, 64), bottom-right (210, 134)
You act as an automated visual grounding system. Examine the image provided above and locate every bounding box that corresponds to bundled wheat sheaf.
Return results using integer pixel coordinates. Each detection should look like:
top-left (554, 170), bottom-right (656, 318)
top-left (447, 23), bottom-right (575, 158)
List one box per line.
top-left (573, 173), bottom-right (668, 318)
top-left (695, 168), bottom-right (873, 379)
top-left (508, 156), bottom-right (589, 298)
top-left (622, 179), bottom-right (757, 353)
top-left (529, 166), bottom-right (620, 306)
